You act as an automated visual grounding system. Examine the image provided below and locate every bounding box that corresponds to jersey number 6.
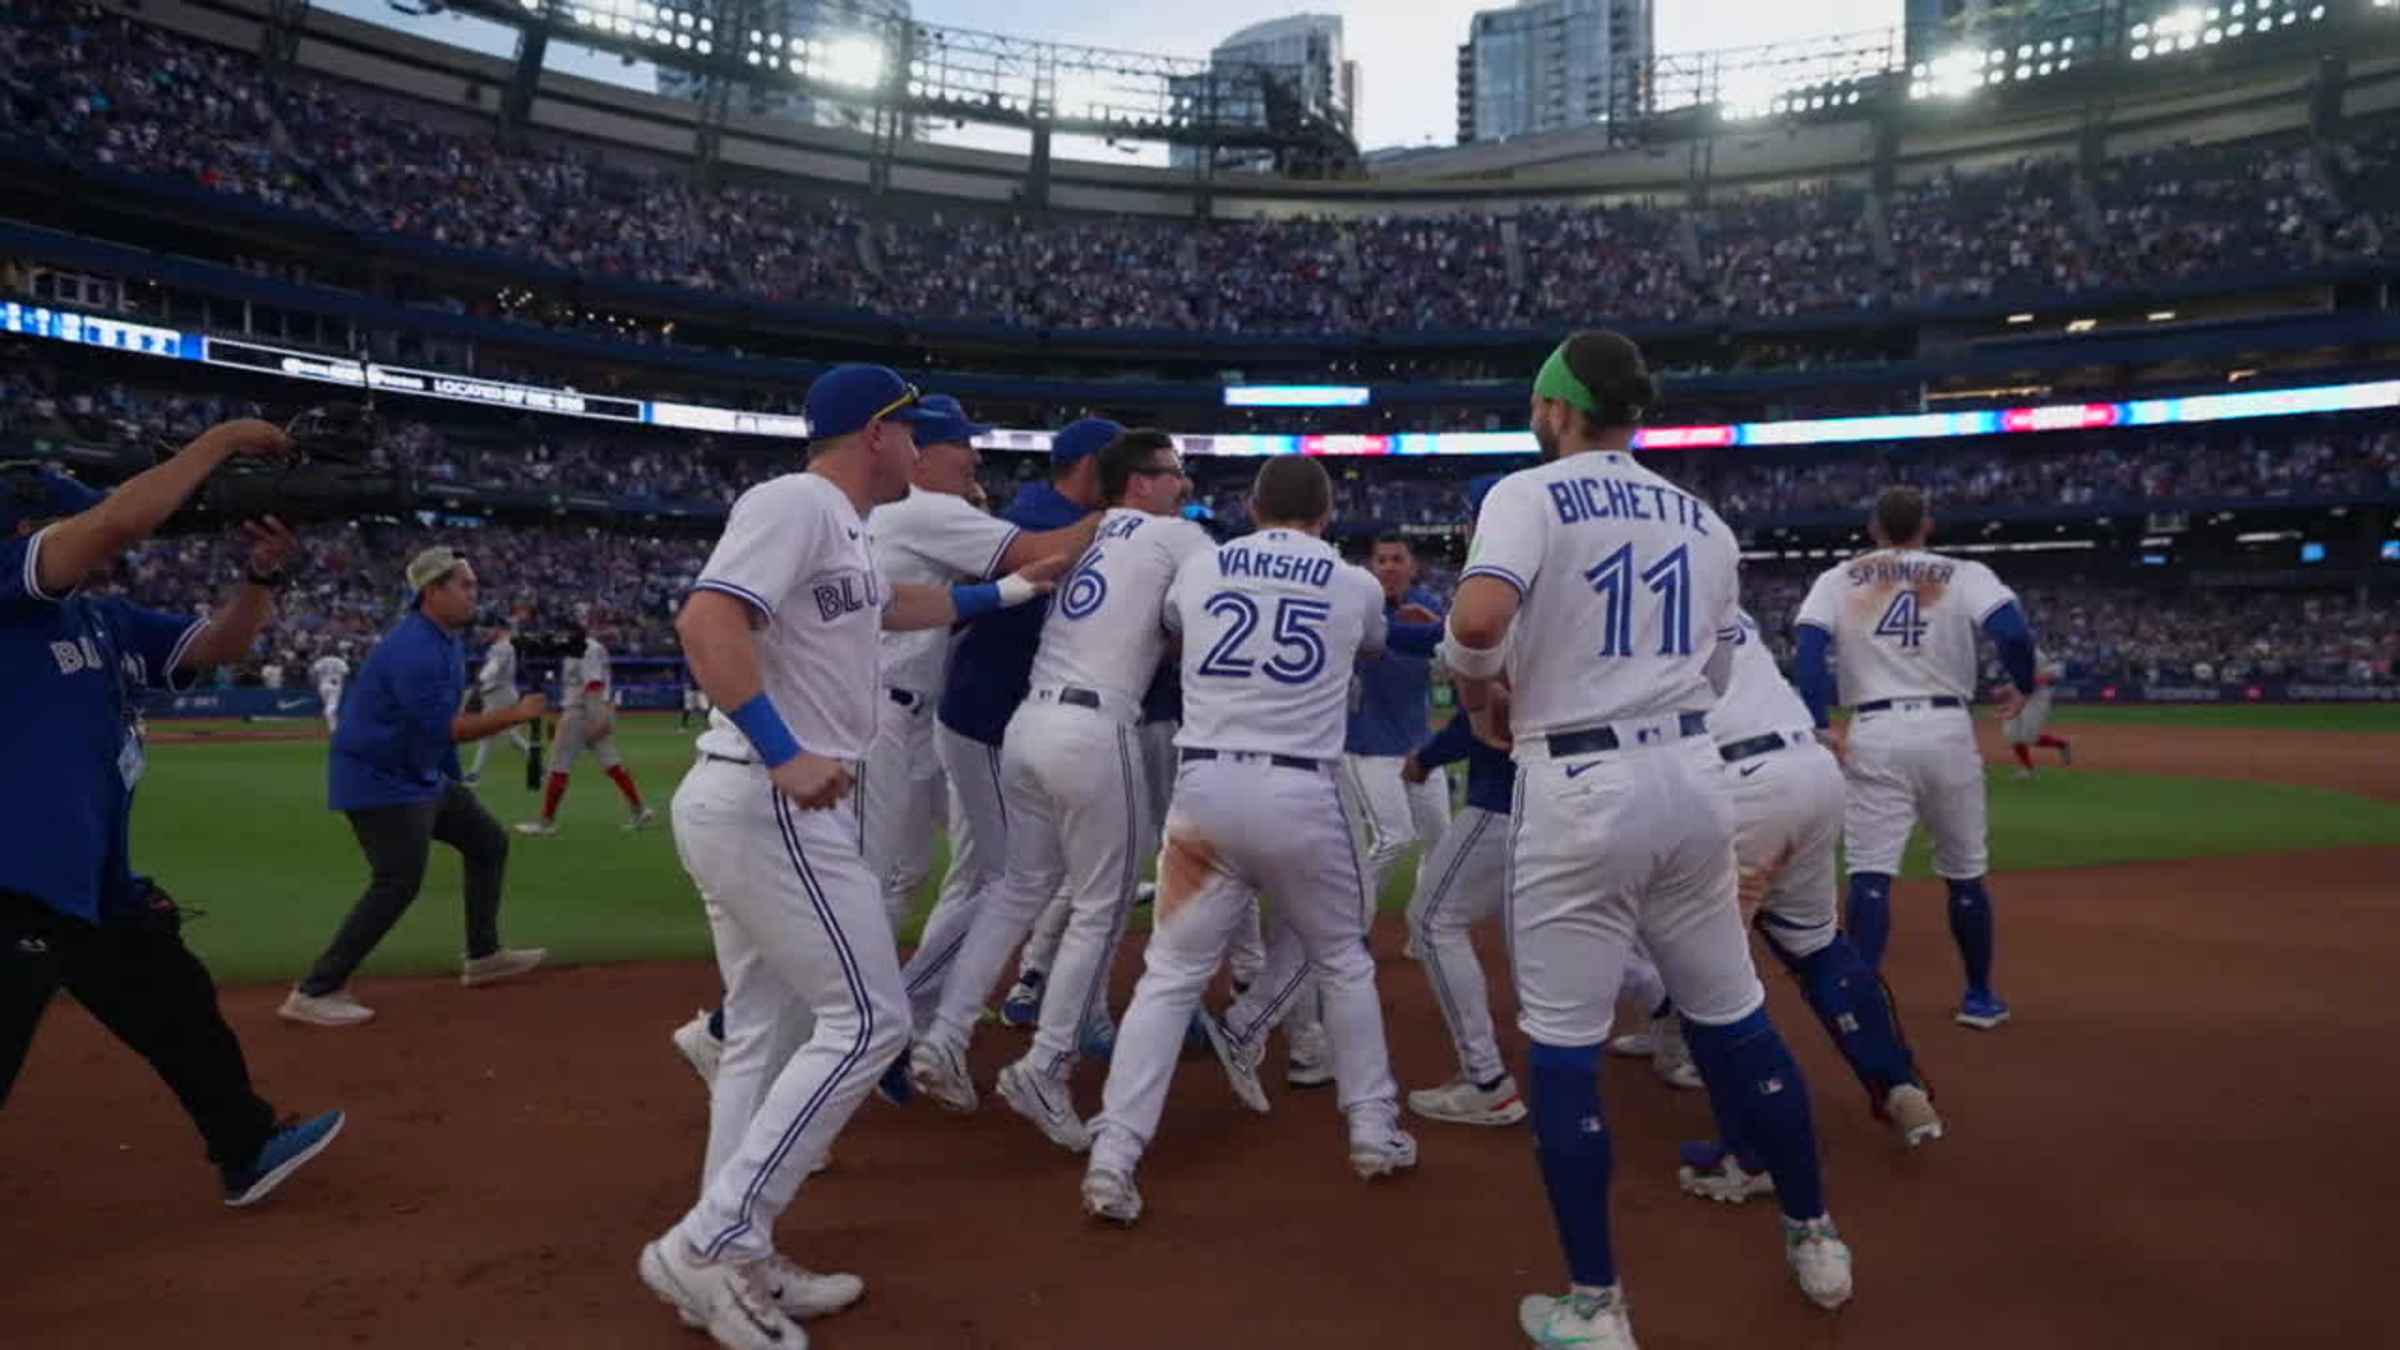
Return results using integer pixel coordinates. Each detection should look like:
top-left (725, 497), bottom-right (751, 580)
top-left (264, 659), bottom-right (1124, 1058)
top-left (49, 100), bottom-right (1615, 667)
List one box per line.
top-left (1058, 549), bottom-right (1109, 620)
top-left (1195, 592), bottom-right (1331, 684)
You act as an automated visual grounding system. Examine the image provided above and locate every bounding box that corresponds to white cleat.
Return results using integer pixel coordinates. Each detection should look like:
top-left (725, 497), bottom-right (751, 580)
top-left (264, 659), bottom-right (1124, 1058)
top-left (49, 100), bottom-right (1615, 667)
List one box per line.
top-left (1199, 1011), bottom-right (1270, 1114)
top-left (1606, 1032), bottom-right (1658, 1058)
top-left (996, 1059), bottom-right (1091, 1153)
top-left (1349, 1127), bottom-right (1419, 1181)
top-left (513, 819), bottom-right (559, 837)
top-left (277, 988), bottom-right (375, 1028)
top-left (624, 806), bottom-right (659, 831)
top-left (908, 1041), bottom-right (978, 1114)
top-left (1884, 1083), bottom-right (1944, 1147)
top-left (1649, 1015), bottom-right (1702, 1090)
top-left (637, 1236), bottom-right (809, 1350)
top-left (1286, 1023), bottom-right (1334, 1088)
top-left (761, 1252), bottom-right (863, 1321)
top-left (1519, 1287), bottom-right (1640, 1349)
top-left (1081, 1165), bottom-right (1143, 1225)
top-left (461, 947), bottom-right (547, 987)
top-left (673, 1010), bottom-right (723, 1089)
top-left (1407, 1075), bottom-right (1529, 1127)
top-left (1675, 1142), bottom-right (1776, 1204)
top-left (1785, 1214), bottom-right (1855, 1311)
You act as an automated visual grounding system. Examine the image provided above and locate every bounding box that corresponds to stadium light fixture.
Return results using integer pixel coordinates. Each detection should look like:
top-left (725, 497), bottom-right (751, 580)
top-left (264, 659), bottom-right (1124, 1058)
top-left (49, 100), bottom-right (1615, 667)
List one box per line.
top-left (822, 35), bottom-right (886, 89)
top-left (2006, 312), bottom-right (2035, 323)
top-left (2133, 43), bottom-right (2152, 58)
top-left (2066, 318), bottom-right (2098, 333)
top-left (2149, 310), bottom-right (2178, 321)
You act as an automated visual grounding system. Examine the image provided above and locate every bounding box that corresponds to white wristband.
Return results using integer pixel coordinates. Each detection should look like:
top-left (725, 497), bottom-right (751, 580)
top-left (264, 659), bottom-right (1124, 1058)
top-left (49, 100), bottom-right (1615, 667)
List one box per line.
top-left (996, 573), bottom-right (1040, 607)
top-left (1437, 630), bottom-right (1508, 680)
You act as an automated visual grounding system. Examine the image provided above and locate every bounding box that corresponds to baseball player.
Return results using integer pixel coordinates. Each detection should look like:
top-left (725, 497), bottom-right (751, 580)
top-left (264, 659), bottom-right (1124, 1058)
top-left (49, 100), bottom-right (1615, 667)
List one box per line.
top-left (679, 664), bottom-right (710, 729)
top-left (907, 430), bottom-right (1215, 1151)
top-left (637, 364), bottom-right (1063, 1350)
top-left (1082, 454), bottom-right (1414, 1225)
top-left (2005, 652), bottom-right (2072, 778)
top-left (464, 620), bottom-right (528, 787)
top-left (898, 418), bottom-right (1113, 1035)
top-left (861, 394), bottom-right (1102, 935)
top-left (1675, 607), bottom-right (1944, 1203)
top-left (1794, 486), bottom-right (2040, 1030)
top-left (516, 623), bottom-right (653, 835)
top-left (260, 656), bottom-right (286, 690)
top-left (1348, 532), bottom-right (1452, 894)
top-left (1447, 332), bottom-right (1851, 1345)
top-left (310, 647), bottom-right (348, 733)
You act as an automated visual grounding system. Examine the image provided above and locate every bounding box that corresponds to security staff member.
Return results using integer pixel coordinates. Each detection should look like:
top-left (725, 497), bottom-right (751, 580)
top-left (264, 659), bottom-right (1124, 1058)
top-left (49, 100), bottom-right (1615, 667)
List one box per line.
top-left (1, 426), bottom-right (345, 1208)
top-left (282, 546), bottom-right (550, 1027)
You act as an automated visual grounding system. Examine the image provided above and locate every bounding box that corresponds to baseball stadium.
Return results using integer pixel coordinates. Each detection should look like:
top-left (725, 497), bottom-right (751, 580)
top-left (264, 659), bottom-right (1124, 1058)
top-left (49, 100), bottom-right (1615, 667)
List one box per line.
top-left (2, 0), bottom-right (2395, 1346)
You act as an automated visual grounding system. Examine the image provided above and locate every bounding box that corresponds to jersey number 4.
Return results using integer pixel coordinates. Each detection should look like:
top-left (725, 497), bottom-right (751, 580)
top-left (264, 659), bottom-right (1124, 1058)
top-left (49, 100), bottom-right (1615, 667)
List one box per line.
top-left (1873, 592), bottom-right (1929, 649)
top-left (1583, 544), bottom-right (1692, 657)
top-left (1195, 592), bottom-right (1330, 684)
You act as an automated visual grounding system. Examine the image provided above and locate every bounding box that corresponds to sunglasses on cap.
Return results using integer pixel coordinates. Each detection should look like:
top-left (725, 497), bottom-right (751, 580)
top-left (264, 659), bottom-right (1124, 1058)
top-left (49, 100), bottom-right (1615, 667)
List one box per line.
top-left (870, 382), bottom-right (923, 424)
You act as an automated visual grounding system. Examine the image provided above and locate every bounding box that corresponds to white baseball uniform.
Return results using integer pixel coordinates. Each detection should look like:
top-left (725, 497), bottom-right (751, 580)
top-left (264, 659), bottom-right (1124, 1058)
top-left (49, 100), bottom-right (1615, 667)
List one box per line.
top-left (920, 508), bottom-right (1214, 1095)
top-left (260, 661), bottom-right (285, 690)
top-left (2003, 656), bottom-right (2064, 745)
top-left (1466, 452), bottom-right (1764, 1046)
top-left (1089, 527), bottom-right (1404, 1179)
top-left (466, 635), bottom-right (527, 778)
top-left (667, 470), bottom-right (907, 1266)
top-left (547, 637), bottom-right (624, 772)
top-left (1796, 548), bottom-right (2016, 878)
top-left (310, 654), bottom-right (348, 732)
top-left (1405, 798), bottom-right (1511, 1086)
top-left (1715, 610), bottom-right (1843, 959)
top-left (860, 487), bottom-right (1020, 932)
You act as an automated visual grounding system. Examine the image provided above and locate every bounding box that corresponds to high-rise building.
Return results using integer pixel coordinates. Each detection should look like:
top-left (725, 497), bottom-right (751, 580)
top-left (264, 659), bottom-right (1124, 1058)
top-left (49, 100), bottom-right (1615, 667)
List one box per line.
top-left (1169, 15), bottom-right (1357, 172)
top-left (1456, 0), bottom-right (1653, 145)
top-left (656, 0), bottom-right (912, 134)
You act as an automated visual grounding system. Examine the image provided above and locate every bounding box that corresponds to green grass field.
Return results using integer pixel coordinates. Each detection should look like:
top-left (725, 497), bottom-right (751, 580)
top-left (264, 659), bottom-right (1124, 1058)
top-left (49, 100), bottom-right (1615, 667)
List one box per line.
top-left (2050, 703), bottom-right (2400, 732)
top-left (136, 712), bottom-right (2400, 986)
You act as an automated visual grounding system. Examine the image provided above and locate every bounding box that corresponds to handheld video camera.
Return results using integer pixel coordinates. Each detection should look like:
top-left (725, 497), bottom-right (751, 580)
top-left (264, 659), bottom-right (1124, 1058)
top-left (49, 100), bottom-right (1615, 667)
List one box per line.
top-left (157, 402), bottom-right (416, 534)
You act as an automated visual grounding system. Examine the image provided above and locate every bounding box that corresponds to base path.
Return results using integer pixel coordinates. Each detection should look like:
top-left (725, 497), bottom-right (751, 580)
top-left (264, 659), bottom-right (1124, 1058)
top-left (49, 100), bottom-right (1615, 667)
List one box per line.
top-left (1980, 717), bottom-right (2400, 799)
top-left (5, 841), bottom-right (2394, 1348)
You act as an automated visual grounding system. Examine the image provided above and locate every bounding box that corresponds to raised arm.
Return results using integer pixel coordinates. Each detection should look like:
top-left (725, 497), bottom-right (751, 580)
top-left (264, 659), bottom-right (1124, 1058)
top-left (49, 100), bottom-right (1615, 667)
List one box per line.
top-left (31, 419), bottom-right (291, 597)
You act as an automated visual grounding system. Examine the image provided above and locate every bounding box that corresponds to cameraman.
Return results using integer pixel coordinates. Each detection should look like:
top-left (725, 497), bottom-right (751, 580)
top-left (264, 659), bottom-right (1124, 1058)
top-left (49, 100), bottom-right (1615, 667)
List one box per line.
top-left (282, 546), bottom-right (550, 1027)
top-left (2, 422), bottom-right (346, 1209)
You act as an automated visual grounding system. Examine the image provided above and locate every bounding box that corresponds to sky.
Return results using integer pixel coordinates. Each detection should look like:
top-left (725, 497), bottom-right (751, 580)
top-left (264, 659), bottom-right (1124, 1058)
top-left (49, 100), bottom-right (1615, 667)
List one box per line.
top-left (317, 0), bottom-right (1905, 158)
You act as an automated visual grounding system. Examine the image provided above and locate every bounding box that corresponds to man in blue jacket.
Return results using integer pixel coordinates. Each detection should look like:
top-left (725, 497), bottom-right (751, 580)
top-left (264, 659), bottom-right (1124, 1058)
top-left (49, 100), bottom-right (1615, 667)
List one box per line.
top-left (282, 545), bottom-right (550, 1027)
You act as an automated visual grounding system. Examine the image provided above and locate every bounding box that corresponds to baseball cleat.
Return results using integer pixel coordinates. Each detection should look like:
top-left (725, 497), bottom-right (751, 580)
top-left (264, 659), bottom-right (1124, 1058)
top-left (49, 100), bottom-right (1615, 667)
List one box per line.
top-left (2012, 767), bottom-right (2035, 780)
top-left (1649, 1015), bottom-right (1702, 1090)
top-left (1784, 1214), bottom-right (1855, 1310)
top-left (461, 772), bottom-right (482, 787)
top-left (278, 988), bottom-right (375, 1027)
top-left (1131, 881), bottom-right (1158, 909)
top-left (1519, 1287), bottom-right (1639, 1349)
top-left (222, 1109), bottom-right (346, 1208)
top-left (1286, 1024), bottom-right (1334, 1088)
top-left (2058, 740), bottom-right (2075, 766)
top-left (672, 1009), bottom-right (723, 1089)
top-left (461, 947), bottom-right (547, 987)
top-left (874, 1046), bottom-right (915, 1107)
top-left (998, 979), bottom-right (1042, 1029)
top-left (1407, 1075), bottom-right (1528, 1127)
top-left (1883, 1083), bottom-right (1944, 1147)
top-left (1079, 1013), bottom-right (1117, 1064)
top-left (1606, 1032), bottom-right (1658, 1058)
top-left (762, 1252), bottom-right (863, 1320)
top-left (908, 1041), bottom-right (977, 1113)
top-left (1955, 990), bottom-right (2012, 1029)
top-left (637, 1237), bottom-right (807, 1350)
top-left (997, 1060), bottom-right (1091, 1153)
top-left (1676, 1140), bottom-right (1775, 1204)
top-left (1348, 1127), bottom-right (1419, 1180)
top-left (1081, 1165), bottom-right (1143, 1225)
top-left (513, 819), bottom-right (559, 837)
top-left (1200, 1010), bottom-right (1270, 1114)
top-left (623, 806), bottom-right (658, 831)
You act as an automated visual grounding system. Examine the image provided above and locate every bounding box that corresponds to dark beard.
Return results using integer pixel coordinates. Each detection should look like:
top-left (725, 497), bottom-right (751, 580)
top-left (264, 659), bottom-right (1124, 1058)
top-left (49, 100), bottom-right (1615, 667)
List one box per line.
top-left (1533, 422), bottom-right (1561, 462)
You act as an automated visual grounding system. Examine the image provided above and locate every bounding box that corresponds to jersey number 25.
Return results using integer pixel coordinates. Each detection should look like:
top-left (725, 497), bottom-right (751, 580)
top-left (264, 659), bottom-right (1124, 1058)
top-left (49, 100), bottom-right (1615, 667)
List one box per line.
top-left (1195, 592), bottom-right (1330, 684)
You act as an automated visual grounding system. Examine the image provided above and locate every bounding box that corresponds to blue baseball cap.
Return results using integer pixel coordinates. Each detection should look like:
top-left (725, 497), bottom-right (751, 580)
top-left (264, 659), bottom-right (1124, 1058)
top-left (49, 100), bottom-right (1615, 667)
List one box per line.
top-left (805, 364), bottom-right (938, 442)
top-left (912, 394), bottom-right (992, 448)
top-left (1466, 472), bottom-right (1505, 516)
top-left (0, 464), bottom-right (105, 535)
top-left (1050, 417), bottom-right (1124, 470)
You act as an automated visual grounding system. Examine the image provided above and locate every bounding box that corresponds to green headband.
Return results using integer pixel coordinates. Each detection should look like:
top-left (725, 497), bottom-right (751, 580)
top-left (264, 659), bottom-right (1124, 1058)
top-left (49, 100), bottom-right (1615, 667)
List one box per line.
top-left (1533, 343), bottom-right (1599, 414)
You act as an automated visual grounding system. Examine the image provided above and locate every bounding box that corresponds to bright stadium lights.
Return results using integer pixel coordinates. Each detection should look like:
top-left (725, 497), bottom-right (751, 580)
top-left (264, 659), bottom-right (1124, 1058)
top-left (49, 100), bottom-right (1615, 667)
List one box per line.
top-left (2006, 312), bottom-right (2035, 324)
top-left (821, 35), bottom-right (886, 89)
top-left (2149, 310), bottom-right (2179, 321)
top-left (2134, 43), bottom-right (2152, 58)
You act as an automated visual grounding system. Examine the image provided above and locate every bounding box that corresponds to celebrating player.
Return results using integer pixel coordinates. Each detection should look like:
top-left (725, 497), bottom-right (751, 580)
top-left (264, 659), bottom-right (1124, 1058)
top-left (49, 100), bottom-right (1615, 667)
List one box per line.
top-left (1081, 453), bottom-right (1414, 1224)
top-left (636, 365), bottom-right (1066, 1350)
top-left (1446, 332), bottom-right (1851, 1345)
top-left (906, 430), bottom-right (1213, 1149)
top-left (516, 621), bottom-right (653, 835)
top-left (463, 618), bottom-right (529, 787)
top-left (311, 645), bottom-right (349, 734)
top-left (2005, 652), bottom-right (2073, 778)
top-left (1794, 486), bottom-right (2040, 1028)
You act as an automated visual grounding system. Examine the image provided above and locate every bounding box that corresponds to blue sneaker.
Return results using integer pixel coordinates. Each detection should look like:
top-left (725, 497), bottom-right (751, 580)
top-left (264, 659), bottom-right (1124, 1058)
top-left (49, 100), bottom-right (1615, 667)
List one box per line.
top-left (222, 1109), bottom-right (345, 1208)
top-left (1955, 990), bottom-right (2012, 1030)
top-left (1079, 1015), bottom-right (1117, 1063)
top-left (1182, 1011), bottom-right (1211, 1057)
top-left (999, 979), bottom-right (1043, 1029)
top-left (877, 1046), bottom-right (916, 1106)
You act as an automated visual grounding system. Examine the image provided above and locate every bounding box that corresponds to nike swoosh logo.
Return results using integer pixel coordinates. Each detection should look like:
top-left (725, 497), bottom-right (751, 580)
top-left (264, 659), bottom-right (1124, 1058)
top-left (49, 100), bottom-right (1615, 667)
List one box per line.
top-left (275, 697), bottom-right (310, 711)
top-left (847, 529), bottom-right (860, 539)
top-left (1739, 763), bottom-right (1765, 778)
top-left (1563, 762), bottom-right (1604, 779)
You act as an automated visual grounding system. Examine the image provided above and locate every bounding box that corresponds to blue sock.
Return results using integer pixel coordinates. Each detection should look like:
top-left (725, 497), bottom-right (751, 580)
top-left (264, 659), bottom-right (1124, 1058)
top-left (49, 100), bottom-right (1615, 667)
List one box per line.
top-left (706, 1006), bottom-right (725, 1042)
top-left (1846, 872), bottom-right (1894, 970)
top-left (1946, 877), bottom-right (1996, 995)
top-left (1526, 1041), bottom-right (1616, 1288)
top-left (1683, 1009), bottom-right (1827, 1223)
top-left (1760, 929), bottom-right (1920, 1101)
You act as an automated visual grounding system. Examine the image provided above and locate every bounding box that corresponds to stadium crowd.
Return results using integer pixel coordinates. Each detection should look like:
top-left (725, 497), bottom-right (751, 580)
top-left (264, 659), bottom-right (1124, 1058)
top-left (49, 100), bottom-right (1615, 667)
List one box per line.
top-left (7, 0), bottom-right (2398, 342)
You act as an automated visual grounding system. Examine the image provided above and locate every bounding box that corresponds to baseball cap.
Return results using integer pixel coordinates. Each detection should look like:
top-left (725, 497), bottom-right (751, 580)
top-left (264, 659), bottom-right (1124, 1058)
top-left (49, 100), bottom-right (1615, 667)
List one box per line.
top-left (405, 545), bottom-right (468, 593)
top-left (1050, 417), bottom-right (1124, 470)
top-left (0, 464), bottom-right (105, 535)
top-left (912, 393), bottom-right (992, 448)
top-left (805, 364), bottom-right (937, 442)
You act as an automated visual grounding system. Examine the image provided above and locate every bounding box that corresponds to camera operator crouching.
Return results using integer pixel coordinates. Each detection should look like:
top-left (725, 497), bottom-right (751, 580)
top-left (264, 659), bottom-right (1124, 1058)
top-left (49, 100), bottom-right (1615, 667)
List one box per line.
top-left (281, 546), bottom-right (550, 1028)
top-left (0, 420), bottom-right (345, 1209)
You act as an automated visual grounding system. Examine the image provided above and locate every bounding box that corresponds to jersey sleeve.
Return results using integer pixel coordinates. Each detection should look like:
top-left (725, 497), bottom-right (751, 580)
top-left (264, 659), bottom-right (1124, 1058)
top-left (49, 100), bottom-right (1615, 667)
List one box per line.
top-left (99, 598), bottom-right (209, 691)
top-left (1794, 566), bottom-right (1842, 634)
top-left (1459, 474), bottom-right (1545, 595)
top-left (2, 528), bottom-right (67, 617)
top-left (1954, 561), bottom-right (2018, 622)
top-left (902, 491), bottom-right (1022, 580)
top-left (694, 476), bottom-right (823, 620)
top-left (1155, 521), bottom-right (1216, 633)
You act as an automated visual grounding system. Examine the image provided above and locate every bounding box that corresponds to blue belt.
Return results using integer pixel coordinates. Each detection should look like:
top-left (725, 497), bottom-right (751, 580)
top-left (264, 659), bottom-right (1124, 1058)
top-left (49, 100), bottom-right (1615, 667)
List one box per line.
top-left (1547, 711), bottom-right (1708, 759)
top-left (1182, 747), bottom-right (1321, 772)
top-left (1854, 696), bottom-right (1963, 713)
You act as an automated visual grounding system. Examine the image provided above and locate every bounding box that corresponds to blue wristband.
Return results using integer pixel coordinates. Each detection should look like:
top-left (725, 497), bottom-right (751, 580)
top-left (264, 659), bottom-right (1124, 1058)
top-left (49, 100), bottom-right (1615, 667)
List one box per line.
top-left (950, 581), bottom-right (1003, 620)
top-left (727, 692), bottom-right (803, 768)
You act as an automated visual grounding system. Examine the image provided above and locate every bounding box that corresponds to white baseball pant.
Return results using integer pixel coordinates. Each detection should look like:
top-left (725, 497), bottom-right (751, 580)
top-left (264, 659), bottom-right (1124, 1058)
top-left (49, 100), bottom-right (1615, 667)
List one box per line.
top-left (1843, 703), bottom-right (1989, 879)
top-left (2002, 687), bottom-right (2056, 745)
top-left (1091, 756), bottom-right (1400, 1175)
top-left (1509, 727), bottom-right (1766, 1047)
top-left (925, 698), bottom-right (1154, 1079)
top-left (465, 690), bottom-right (531, 777)
top-left (900, 723), bottom-right (1011, 1032)
top-left (318, 683), bottom-right (342, 734)
top-left (1341, 753), bottom-right (1452, 903)
top-left (546, 710), bottom-right (624, 773)
top-left (666, 757), bottom-right (906, 1265)
top-left (860, 688), bottom-right (944, 933)
top-left (1405, 806), bottom-right (1511, 1086)
top-left (1736, 734), bottom-right (1844, 958)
